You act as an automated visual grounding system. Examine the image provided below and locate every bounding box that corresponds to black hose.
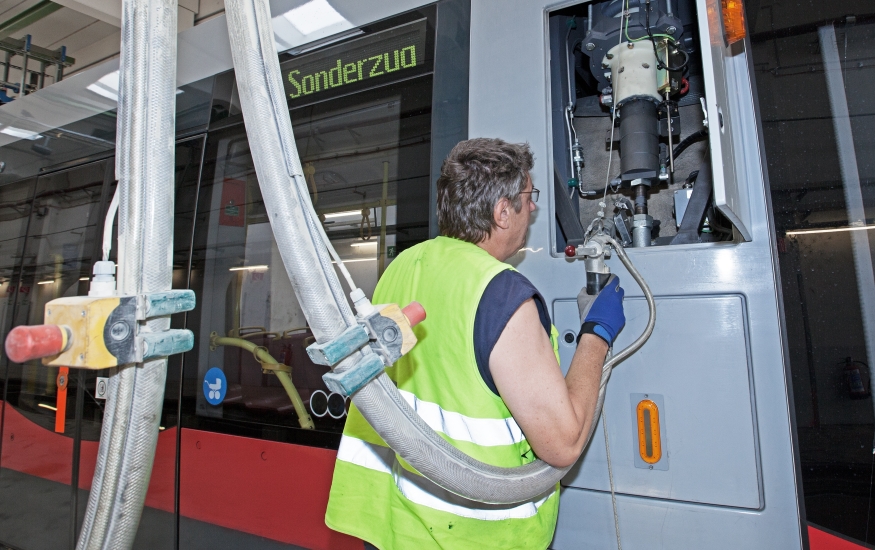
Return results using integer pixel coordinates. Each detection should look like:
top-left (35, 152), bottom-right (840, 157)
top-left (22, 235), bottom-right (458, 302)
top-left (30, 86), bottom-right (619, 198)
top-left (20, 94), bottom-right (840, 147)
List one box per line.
top-left (672, 129), bottom-right (708, 160)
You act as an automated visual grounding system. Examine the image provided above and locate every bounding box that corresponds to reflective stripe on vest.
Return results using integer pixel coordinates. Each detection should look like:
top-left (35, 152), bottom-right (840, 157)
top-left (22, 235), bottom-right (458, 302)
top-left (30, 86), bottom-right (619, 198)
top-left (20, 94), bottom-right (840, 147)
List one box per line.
top-left (337, 435), bottom-right (552, 521)
top-left (398, 389), bottom-right (526, 446)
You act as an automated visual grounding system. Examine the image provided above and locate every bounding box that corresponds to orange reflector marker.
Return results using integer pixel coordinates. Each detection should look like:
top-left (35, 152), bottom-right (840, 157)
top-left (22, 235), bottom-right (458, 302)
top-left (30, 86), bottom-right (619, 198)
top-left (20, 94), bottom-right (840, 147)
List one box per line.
top-left (721, 0), bottom-right (747, 45)
top-left (55, 367), bottom-right (69, 434)
top-left (636, 399), bottom-right (662, 464)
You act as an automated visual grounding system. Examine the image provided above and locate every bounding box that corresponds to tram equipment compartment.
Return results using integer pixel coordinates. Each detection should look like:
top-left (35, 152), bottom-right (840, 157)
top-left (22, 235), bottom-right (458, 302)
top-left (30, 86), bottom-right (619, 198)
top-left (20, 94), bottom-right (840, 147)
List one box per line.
top-left (550, 0), bottom-right (744, 248)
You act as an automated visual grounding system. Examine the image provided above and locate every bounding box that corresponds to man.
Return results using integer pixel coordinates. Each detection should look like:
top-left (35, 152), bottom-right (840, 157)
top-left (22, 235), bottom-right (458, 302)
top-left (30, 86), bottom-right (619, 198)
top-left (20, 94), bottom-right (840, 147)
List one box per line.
top-left (325, 138), bottom-right (626, 549)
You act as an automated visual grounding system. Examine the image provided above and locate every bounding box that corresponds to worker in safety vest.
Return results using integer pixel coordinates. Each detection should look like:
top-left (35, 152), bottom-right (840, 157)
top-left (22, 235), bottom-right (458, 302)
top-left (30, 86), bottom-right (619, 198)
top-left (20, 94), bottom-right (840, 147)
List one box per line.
top-left (325, 138), bottom-right (626, 549)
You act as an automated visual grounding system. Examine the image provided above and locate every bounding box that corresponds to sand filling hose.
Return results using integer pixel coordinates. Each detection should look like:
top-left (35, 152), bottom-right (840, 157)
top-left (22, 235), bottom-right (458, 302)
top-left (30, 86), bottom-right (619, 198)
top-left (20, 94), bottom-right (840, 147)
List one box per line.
top-left (77, 0), bottom-right (178, 548)
top-left (225, 0), bottom-right (655, 505)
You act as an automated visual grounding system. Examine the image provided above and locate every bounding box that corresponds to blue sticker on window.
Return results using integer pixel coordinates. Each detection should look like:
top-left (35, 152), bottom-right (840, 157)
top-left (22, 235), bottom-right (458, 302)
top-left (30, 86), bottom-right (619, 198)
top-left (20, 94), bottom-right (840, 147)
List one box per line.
top-left (203, 367), bottom-right (227, 406)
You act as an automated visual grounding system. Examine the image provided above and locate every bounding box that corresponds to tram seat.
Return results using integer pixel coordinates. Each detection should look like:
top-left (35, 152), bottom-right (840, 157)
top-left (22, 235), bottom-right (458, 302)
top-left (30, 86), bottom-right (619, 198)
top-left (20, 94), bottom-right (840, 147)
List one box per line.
top-left (223, 383), bottom-right (244, 403)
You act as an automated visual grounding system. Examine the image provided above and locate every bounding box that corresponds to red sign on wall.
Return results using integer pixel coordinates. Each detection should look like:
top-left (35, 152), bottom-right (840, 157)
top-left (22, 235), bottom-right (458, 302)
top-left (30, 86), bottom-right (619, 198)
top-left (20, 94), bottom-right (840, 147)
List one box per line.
top-left (219, 179), bottom-right (246, 227)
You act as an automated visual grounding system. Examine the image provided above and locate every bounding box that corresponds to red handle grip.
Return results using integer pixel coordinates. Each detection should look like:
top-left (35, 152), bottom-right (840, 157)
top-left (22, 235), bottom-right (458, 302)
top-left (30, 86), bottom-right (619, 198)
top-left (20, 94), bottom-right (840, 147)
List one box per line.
top-left (402, 302), bottom-right (426, 327)
top-left (5, 324), bottom-right (69, 363)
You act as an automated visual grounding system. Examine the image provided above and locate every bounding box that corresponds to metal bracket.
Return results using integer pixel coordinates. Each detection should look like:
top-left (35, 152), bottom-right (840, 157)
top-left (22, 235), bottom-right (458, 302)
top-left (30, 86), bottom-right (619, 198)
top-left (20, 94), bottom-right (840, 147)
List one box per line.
top-left (305, 324), bottom-right (370, 366)
top-left (322, 353), bottom-right (385, 396)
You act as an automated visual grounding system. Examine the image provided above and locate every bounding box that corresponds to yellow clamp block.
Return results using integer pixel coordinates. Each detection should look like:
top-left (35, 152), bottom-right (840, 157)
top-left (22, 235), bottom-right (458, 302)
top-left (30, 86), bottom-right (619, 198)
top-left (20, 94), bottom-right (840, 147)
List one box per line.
top-left (43, 296), bottom-right (137, 369)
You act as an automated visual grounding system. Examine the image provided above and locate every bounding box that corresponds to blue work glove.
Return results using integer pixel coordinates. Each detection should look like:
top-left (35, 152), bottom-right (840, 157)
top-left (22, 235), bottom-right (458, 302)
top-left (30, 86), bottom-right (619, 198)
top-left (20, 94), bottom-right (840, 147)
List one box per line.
top-left (577, 275), bottom-right (626, 346)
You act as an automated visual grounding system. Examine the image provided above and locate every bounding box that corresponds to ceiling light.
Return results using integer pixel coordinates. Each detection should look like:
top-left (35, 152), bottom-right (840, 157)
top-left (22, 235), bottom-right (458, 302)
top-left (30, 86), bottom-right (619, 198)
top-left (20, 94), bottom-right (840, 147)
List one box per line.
top-left (1, 126), bottom-right (42, 140)
top-left (786, 225), bottom-right (875, 236)
top-left (282, 0), bottom-right (348, 35)
top-left (38, 403), bottom-right (57, 411)
top-left (38, 280), bottom-right (55, 285)
top-left (350, 241), bottom-right (377, 248)
top-left (324, 210), bottom-right (361, 219)
top-left (229, 265), bottom-right (269, 272)
top-left (80, 277), bottom-right (90, 281)
top-left (332, 258), bottom-right (377, 264)
top-left (87, 70), bottom-right (120, 101)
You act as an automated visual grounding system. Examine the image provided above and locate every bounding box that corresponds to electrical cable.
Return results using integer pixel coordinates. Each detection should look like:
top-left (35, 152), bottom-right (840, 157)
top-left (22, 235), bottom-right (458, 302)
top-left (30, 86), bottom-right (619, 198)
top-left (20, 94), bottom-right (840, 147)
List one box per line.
top-left (603, 408), bottom-right (622, 550)
top-left (602, 2), bottom-right (629, 205)
top-left (101, 187), bottom-right (119, 261)
top-left (645, 0), bottom-right (688, 72)
top-left (672, 128), bottom-right (708, 161)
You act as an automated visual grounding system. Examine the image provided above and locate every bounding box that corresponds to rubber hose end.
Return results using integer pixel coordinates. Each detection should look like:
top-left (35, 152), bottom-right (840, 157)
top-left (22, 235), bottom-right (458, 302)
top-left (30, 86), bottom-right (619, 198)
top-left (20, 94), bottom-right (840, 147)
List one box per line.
top-left (5, 324), bottom-right (67, 363)
top-left (402, 302), bottom-right (426, 327)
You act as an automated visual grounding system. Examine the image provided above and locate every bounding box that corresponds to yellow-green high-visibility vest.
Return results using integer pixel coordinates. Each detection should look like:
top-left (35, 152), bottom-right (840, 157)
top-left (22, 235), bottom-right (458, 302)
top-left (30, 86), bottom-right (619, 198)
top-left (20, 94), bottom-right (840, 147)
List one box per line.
top-left (325, 236), bottom-right (560, 550)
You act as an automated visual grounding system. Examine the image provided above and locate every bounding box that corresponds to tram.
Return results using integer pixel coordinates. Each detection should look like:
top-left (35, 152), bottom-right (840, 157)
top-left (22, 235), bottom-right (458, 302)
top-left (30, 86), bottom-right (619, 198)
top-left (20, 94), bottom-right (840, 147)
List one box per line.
top-left (0, 0), bottom-right (871, 548)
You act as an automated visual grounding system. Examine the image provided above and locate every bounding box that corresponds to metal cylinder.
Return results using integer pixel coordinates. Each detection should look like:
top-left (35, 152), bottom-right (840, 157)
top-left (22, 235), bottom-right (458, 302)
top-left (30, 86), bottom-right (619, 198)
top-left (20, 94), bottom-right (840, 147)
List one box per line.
top-left (619, 99), bottom-right (660, 182)
top-left (632, 213), bottom-right (654, 247)
top-left (634, 183), bottom-right (648, 215)
top-left (586, 271), bottom-right (612, 295)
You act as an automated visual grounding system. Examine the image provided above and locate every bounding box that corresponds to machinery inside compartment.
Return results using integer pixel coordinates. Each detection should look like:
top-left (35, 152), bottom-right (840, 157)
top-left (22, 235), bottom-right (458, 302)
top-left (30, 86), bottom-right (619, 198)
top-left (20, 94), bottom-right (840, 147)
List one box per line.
top-left (550, 0), bottom-right (736, 248)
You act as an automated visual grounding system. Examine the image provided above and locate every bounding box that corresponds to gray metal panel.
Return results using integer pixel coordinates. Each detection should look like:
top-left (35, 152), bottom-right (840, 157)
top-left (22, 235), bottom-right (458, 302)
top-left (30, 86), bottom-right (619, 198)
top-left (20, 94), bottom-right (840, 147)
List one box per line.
top-left (555, 295), bottom-right (761, 509)
top-left (553, 487), bottom-right (791, 549)
top-left (468, 0), bottom-right (802, 546)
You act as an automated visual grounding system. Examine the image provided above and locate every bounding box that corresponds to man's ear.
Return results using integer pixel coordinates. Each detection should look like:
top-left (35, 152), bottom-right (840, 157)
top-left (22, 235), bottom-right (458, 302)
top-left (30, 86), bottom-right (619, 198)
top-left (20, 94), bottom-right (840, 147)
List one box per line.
top-left (493, 197), bottom-right (511, 230)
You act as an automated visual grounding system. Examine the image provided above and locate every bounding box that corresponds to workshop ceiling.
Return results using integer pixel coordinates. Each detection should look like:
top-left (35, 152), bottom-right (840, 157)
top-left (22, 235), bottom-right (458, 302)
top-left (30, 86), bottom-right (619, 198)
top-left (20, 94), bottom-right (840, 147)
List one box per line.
top-left (0, 0), bottom-right (225, 78)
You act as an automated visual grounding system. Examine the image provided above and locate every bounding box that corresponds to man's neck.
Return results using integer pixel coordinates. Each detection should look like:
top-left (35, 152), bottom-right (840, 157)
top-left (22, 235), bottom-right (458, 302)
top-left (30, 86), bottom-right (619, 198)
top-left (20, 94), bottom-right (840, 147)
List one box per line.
top-left (476, 236), bottom-right (511, 262)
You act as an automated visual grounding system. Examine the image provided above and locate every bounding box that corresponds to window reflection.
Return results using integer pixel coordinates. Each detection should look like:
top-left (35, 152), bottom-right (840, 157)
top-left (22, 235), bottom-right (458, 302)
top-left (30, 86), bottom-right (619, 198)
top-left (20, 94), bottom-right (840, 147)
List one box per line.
top-left (186, 78), bottom-right (432, 442)
top-left (752, 6), bottom-right (875, 543)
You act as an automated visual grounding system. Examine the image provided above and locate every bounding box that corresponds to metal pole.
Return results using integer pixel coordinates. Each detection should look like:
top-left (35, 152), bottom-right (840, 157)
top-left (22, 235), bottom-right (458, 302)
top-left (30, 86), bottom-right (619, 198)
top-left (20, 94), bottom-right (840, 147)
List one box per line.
top-left (379, 161), bottom-right (389, 276)
top-left (37, 61), bottom-right (45, 90)
top-left (55, 45), bottom-right (65, 83)
top-left (2, 51), bottom-right (9, 83)
top-left (18, 34), bottom-right (30, 97)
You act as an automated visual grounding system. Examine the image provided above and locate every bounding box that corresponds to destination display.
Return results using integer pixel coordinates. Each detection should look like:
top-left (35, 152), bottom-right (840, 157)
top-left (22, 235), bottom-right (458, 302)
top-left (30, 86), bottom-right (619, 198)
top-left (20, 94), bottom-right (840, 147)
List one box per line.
top-left (282, 19), bottom-right (428, 100)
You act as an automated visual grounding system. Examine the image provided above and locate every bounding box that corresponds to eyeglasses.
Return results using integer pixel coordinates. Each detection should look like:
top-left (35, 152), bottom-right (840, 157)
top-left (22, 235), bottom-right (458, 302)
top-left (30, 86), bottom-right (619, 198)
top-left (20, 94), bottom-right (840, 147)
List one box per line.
top-left (519, 188), bottom-right (540, 203)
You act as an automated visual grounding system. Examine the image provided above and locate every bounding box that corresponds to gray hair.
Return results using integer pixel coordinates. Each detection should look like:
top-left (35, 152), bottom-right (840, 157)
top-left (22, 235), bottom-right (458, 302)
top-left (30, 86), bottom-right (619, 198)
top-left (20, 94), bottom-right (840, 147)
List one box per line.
top-left (436, 138), bottom-right (534, 243)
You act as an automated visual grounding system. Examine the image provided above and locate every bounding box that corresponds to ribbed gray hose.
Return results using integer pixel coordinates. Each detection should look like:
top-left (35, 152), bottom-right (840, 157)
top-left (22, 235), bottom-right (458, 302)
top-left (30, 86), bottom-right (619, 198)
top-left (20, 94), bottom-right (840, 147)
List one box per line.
top-left (77, 1), bottom-right (177, 548)
top-left (225, 0), bottom-right (656, 505)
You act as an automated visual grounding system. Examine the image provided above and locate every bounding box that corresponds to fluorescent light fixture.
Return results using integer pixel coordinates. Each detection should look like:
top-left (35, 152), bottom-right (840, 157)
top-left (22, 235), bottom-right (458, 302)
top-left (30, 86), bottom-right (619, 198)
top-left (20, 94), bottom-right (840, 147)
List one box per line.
top-left (786, 225), bottom-right (875, 236)
top-left (87, 70), bottom-right (120, 101)
top-left (229, 265), bottom-right (269, 272)
top-left (1, 126), bottom-right (42, 140)
top-left (283, 0), bottom-right (348, 35)
top-left (286, 28), bottom-right (364, 56)
top-left (38, 403), bottom-right (57, 411)
top-left (324, 210), bottom-right (361, 219)
top-left (88, 70), bottom-right (182, 102)
top-left (159, 426), bottom-right (165, 431)
top-left (350, 241), bottom-right (377, 248)
top-left (38, 280), bottom-right (55, 285)
top-left (80, 277), bottom-right (90, 281)
top-left (332, 258), bottom-right (377, 264)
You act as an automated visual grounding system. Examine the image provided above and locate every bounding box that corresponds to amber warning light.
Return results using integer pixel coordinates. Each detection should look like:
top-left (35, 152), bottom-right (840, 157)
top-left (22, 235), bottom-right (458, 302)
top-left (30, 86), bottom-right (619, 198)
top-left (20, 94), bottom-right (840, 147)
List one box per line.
top-left (721, 0), bottom-right (747, 45)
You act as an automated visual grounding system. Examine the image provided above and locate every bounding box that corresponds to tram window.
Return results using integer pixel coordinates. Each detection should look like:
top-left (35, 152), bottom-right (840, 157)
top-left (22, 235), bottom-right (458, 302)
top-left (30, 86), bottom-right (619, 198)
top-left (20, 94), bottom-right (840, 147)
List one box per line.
top-left (749, 9), bottom-right (875, 544)
top-left (0, 177), bottom-right (36, 399)
top-left (3, 162), bottom-right (108, 436)
top-left (184, 72), bottom-right (433, 446)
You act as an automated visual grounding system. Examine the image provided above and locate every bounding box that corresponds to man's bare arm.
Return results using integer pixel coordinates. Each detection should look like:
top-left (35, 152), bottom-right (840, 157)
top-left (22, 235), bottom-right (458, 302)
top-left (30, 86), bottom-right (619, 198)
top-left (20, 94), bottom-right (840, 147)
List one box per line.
top-left (490, 298), bottom-right (608, 468)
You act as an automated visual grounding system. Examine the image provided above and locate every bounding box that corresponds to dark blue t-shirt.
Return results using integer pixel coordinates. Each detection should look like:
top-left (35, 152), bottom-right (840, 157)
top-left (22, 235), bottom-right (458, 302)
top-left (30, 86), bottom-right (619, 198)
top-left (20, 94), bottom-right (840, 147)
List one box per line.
top-left (473, 270), bottom-right (551, 396)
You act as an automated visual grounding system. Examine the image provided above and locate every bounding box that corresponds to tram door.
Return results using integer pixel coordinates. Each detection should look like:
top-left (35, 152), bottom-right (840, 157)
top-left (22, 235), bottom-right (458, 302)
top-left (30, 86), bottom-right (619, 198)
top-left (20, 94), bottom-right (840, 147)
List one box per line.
top-left (0, 137), bottom-right (203, 550)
